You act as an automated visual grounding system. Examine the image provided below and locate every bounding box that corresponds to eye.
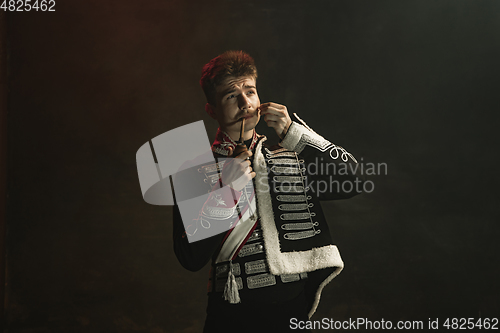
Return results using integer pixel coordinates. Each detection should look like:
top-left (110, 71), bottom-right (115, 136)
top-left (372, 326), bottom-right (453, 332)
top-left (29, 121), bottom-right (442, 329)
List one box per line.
top-left (227, 94), bottom-right (235, 100)
top-left (247, 90), bottom-right (255, 95)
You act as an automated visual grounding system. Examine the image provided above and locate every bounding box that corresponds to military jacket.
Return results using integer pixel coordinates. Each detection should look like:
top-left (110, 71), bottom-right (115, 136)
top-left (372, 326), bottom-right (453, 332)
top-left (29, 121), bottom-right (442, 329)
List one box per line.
top-left (173, 116), bottom-right (363, 318)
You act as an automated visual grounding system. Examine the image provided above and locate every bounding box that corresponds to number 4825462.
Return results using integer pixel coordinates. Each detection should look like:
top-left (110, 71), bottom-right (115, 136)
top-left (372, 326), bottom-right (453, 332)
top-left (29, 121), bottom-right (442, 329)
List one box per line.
top-left (1, 0), bottom-right (56, 11)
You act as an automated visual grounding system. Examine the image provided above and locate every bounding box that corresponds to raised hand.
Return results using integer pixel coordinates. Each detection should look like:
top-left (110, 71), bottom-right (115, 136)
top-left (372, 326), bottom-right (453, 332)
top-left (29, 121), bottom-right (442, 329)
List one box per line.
top-left (259, 102), bottom-right (292, 139)
top-left (221, 146), bottom-right (255, 191)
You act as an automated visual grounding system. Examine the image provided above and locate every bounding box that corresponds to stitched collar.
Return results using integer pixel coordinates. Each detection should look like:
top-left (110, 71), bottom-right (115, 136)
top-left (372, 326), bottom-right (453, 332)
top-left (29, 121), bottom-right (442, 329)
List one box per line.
top-left (211, 128), bottom-right (260, 156)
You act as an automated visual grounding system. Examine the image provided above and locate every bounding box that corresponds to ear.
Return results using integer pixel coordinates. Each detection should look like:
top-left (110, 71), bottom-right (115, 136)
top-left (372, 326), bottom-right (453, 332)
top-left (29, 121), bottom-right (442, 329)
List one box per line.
top-left (205, 103), bottom-right (217, 119)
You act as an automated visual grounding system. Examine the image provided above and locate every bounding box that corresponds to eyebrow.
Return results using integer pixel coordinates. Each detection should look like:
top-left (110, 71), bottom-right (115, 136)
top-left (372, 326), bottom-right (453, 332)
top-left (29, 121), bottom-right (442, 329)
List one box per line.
top-left (221, 85), bottom-right (256, 97)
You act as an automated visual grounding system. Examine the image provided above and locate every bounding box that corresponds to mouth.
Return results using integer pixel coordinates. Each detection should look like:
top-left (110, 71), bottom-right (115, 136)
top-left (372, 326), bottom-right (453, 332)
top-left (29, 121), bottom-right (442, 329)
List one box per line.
top-left (239, 114), bottom-right (254, 120)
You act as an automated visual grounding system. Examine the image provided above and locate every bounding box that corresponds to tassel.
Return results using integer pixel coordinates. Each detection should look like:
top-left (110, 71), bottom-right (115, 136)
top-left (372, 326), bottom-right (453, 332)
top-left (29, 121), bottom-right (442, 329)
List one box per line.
top-left (223, 261), bottom-right (241, 304)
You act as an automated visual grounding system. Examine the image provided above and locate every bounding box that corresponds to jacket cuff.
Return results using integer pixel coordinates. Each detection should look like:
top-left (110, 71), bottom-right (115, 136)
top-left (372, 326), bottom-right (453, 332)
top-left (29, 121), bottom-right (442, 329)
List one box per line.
top-left (279, 121), bottom-right (333, 154)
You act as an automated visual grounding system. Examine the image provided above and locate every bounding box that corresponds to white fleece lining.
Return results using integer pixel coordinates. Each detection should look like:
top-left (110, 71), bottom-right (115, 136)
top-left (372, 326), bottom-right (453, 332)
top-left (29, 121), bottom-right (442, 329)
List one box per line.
top-left (253, 136), bottom-right (344, 318)
top-left (307, 267), bottom-right (343, 319)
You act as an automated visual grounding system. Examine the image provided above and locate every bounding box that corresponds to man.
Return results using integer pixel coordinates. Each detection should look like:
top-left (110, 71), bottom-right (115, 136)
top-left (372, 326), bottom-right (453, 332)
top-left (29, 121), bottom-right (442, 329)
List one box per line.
top-left (173, 50), bottom-right (363, 332)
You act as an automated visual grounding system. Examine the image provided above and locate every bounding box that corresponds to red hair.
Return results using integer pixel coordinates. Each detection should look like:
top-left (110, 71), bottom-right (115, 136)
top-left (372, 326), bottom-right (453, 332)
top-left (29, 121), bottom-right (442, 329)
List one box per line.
top-left (200, 50), bottom-right (258, 106)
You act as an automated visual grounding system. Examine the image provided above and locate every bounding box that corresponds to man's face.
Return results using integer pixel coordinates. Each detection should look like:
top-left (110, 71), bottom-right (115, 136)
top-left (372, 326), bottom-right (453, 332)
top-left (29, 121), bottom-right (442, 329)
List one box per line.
top-left (208, 76), bottom-right (260, 137)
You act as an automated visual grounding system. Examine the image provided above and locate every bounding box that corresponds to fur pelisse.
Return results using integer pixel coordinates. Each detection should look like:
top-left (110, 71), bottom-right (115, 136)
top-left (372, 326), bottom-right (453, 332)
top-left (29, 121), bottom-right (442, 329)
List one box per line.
top-left (253, 137), bottom-right (344, 275)
top-left (252, 130), bottom-right (344, 318)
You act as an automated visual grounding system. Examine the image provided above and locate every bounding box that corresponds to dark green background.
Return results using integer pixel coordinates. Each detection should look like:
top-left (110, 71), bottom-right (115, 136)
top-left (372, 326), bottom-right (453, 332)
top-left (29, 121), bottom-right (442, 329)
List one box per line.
top-left (5, 1), bottom-right (500, 332)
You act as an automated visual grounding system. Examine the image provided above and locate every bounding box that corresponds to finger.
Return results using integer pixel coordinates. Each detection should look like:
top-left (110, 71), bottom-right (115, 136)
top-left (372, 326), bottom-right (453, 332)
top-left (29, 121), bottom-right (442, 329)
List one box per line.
top-left (227, 146), bottom-right (233, 157)
top-left (264, 114), bottom-right (281, 122)
top-left (239, 160), bottom-right (251, 168)
top-left (235, 149), bottom-right (252, 160)
top-left (265, 120), bottom-right (278, 128)
top-left (239, 163), bottom-right (249, 173)
top-left (261, 107), bottom-right (286, 117)
top-left (238, 160), bottom-right (251, 170)
top-left (250, 171), bottom-right (256, 179)
top-left (259, 102), bottom-right (280, 108)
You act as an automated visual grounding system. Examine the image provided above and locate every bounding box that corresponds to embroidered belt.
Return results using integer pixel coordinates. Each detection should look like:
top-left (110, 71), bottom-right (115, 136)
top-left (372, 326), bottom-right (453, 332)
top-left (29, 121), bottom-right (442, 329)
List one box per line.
top-left (216, 262), bottom-right (241, 277)
top-left (247, 273), bottom-right (276, 289)
top-left (215, 277), bottom-right (243, 292)
top-left (213, 262), bottom-right (308, 292)
top-left (246, 272), bottom-right (308, 289)
top-left (281, 272), bottom-right (308, 283)
top-left (245, 259), bottom-right (267, 275)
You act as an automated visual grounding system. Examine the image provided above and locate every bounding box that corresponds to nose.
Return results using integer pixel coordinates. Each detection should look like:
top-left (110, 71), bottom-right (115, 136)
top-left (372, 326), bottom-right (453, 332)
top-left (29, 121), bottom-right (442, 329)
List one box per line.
top-left (238, 93), bottom-right (251, 112)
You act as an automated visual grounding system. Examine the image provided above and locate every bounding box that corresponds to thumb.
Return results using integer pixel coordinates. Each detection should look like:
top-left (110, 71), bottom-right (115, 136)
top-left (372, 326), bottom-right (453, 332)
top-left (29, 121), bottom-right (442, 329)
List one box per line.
top-left (227, 146), bottom-right (233, 157)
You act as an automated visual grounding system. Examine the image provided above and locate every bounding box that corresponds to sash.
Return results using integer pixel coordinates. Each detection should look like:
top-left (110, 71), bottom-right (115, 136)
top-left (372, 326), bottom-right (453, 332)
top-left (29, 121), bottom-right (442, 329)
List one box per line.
top-left (215, 193), bottom-right (258, 263)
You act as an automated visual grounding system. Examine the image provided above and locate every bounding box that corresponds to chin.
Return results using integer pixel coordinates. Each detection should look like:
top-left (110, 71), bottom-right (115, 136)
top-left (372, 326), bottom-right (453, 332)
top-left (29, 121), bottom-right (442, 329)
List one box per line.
top-left (246, 116), bottom-right (259, 130)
